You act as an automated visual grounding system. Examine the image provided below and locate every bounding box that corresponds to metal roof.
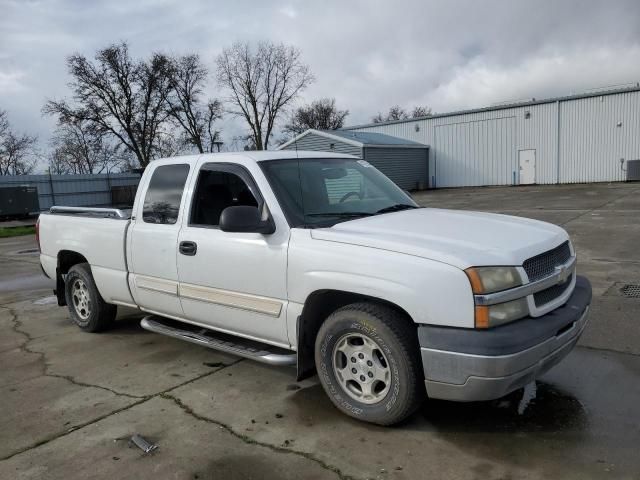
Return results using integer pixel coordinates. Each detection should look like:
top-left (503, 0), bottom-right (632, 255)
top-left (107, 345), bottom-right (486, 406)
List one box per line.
top-left (343, 84), bottom-right (640, 130)
top-left (322, 129), bottom-right (425, 146)
top-left (277, 128), bottom-right (428, 150)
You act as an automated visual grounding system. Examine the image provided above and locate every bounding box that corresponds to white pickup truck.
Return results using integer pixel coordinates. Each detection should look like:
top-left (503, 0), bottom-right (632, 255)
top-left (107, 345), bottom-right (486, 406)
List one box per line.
top-left (38, 151), bottom-right (591, 425)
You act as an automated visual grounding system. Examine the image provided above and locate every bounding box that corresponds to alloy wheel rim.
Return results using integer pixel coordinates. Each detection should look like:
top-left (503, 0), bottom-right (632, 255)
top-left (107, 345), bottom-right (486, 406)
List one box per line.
top-left (332, 333), bottom-right (391, 405)
top-left (71, 279), bottom-right (91, 320)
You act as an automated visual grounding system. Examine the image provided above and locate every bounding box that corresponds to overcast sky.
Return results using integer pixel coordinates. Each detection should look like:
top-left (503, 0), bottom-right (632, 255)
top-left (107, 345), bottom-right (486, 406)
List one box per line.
top-left (2, 0), bottom-right (640, 157)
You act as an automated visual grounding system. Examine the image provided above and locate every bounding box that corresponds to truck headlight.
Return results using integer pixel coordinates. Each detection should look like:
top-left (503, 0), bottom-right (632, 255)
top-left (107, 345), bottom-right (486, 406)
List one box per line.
top-left (475, 298), bottom-right (529, 328)
top-left (465, 266), bottom-right (522, 294)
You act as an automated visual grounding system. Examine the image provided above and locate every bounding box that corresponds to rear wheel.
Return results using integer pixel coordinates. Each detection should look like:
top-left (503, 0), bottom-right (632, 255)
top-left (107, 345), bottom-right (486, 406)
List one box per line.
top-left (314, 302), bottom-right (424, 425)
top-left (64, 263), bottom-right (116, 332)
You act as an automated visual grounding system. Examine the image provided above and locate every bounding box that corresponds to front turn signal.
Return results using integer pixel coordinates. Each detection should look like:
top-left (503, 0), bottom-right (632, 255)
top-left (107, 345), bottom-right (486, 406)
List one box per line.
top-left (475, 306), bottom-right (490, 329)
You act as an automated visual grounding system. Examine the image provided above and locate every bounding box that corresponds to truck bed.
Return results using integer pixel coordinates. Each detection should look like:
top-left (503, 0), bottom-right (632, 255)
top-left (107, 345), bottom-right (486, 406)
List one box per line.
top-left (39, 207), bottom-right (135, 307)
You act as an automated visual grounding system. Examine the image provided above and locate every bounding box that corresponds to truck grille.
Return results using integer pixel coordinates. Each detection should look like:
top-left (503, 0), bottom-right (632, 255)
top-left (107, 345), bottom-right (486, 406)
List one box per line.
top-left (534, 274), bottom-right (573, 307)
top-left (523, 241), bottom-right (571, 282)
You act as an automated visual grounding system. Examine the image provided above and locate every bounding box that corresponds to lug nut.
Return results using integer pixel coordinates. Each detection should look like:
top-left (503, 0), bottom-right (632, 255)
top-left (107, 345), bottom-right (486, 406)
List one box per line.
top-left (368, 372), bottom-right (373, 378)
top-left (358, 353), bottom-right (364, 359)
top-left (351, 368), bottom-right (357, 374)
top-left (350, 357), bottom-right (356, 363)
top-left (367, 360), bottom-right (373, 367)
top-left (360, 375), bottom-right (366, 381)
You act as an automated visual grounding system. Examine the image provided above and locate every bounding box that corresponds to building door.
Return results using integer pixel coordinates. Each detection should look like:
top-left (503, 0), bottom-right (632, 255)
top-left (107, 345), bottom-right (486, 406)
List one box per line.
top-left (434, 117), bottom-right (516, 187)
top-left (519, 149), bottom-right (536, 184)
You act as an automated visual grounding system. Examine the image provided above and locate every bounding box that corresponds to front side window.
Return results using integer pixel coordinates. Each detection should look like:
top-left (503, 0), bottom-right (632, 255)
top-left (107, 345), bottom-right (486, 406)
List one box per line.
top-left (261, 158), bottom-right (417, 227)
top-left (190, 167), bottom-right (259, 227)
top-left (142, 164), bottom-right (190, 224)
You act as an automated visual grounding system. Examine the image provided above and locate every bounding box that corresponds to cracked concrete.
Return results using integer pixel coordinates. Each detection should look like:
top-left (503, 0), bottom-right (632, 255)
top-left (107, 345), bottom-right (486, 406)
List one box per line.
top-left (1, 182), bottom-right (639, 479)
top-left (0, 396), bottom-right (340, 480)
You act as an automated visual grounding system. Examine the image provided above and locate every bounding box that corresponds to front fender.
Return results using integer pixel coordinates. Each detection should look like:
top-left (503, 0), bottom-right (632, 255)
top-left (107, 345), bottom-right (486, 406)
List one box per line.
top-left (288, 230), bottom-right (475, 329)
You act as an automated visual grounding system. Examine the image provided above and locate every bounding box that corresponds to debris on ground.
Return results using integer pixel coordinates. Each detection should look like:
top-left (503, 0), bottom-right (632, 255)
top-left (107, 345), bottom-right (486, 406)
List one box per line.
top-left (33, 296), bottom-right (58, 305)
top-left (129, 434), bottom-right (158, 454)
top-left (275, 413), bottom-right (283, 418)
top-left (202, 361), bottom-right (225, 368)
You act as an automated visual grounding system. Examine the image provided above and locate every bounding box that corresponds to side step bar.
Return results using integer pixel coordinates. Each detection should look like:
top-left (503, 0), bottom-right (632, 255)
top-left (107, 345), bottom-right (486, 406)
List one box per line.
top-left (140, 316), bottom-right (297, 366)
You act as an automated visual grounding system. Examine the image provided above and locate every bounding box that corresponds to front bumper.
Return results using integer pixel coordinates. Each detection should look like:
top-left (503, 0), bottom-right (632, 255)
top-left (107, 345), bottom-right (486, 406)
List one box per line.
top-left (419, 275), bottom-right (592, 401)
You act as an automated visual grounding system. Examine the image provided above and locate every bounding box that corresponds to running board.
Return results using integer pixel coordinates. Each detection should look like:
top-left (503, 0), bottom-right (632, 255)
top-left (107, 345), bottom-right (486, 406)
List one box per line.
top-left (140, 316), bottom-right (296, 366)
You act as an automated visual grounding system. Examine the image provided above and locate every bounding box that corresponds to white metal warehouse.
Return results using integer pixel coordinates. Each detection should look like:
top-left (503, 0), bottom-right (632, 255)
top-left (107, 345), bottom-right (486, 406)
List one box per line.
top-left (343, 85), bottom-right (640, 188)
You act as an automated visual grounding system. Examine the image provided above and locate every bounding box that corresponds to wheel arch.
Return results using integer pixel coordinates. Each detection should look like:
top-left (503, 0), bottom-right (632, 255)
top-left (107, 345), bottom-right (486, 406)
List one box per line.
top-left (55, 250), bottom-right (90, 306)
top-left (296, 289), bottom-right (416, 381)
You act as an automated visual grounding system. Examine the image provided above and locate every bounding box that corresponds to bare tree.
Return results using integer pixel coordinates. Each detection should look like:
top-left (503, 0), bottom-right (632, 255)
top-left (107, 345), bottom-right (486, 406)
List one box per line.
top-left (43, 42), bottom-right (174, 168)
top-left (48, 149), bottom-right (72, 175)
top-left (0, 109), bottom-right (37, 175)
top-left (370, 112), bottom-right (386, 124)
top-left (372, 105), bottom-right (432, 123)
top-left (166, 54), bottom-right (223, 153)
top-left (49, 119), bottom-right (128, 174)
top-left (387, 105), bottom-right (408, 121)
top-left (411, 106), bottom-right (432, 118)
top-left (216, 41), bottom-right (313, 150)
top-left (284, 98), bottom-right (349, 135)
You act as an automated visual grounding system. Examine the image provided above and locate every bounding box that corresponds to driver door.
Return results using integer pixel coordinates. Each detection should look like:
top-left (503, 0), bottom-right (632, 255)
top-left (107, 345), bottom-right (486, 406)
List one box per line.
top-left (176, 162), bottom-right (290, 347)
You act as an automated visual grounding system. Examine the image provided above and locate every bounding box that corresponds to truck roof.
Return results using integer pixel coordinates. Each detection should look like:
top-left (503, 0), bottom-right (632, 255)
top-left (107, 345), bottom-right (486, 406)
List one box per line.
top-left (150, 150), bottom-right (356, 167)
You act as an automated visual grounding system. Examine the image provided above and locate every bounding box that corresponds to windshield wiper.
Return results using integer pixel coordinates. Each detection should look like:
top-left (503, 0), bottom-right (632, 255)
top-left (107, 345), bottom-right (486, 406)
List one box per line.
top-left (305, 212), bottom-right (374, 218)
top-left (375, 204), bottom-right (420, 214)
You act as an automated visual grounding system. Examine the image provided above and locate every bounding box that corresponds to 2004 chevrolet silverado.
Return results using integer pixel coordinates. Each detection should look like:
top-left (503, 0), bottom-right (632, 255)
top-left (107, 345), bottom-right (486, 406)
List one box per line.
top-left (37, 151), bottom-right (591, 425)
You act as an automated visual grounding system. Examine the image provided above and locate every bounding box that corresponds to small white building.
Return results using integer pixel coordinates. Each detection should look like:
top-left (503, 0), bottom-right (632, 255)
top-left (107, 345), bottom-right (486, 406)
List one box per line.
top-left (342, 85), bottom-right (640, 188)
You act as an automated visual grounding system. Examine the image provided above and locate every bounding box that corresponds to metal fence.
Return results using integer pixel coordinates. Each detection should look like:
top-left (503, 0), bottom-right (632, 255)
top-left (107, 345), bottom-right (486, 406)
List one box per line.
top-left (0, 173), bottom-right (141, 212)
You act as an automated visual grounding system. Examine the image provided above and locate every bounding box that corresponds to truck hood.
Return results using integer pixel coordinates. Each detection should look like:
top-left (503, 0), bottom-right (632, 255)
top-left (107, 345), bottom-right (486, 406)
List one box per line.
top-left (310, 208), bottom-right (568, 269)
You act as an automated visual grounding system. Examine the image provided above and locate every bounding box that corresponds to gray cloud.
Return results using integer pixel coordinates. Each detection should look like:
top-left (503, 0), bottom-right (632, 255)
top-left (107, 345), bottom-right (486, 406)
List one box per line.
top-left (1, 0), bottom-right (640, 160)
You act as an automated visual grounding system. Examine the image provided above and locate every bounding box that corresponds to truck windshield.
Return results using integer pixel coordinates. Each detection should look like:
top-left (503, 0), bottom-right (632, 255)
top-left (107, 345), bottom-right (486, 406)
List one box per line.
top-left (260, 158), bottom-right (419, 227)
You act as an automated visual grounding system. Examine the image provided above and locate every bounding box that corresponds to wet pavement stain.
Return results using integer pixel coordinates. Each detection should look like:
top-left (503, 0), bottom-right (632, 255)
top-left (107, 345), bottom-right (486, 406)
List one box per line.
top-left (421, 381), bottom-right (588, 433)
top-left (413, 347), bottom-right (640, 478)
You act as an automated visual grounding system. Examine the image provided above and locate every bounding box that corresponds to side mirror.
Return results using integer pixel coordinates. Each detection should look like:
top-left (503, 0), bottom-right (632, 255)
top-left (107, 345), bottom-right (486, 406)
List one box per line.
top-left (219, 205), bottom-right (275, 234)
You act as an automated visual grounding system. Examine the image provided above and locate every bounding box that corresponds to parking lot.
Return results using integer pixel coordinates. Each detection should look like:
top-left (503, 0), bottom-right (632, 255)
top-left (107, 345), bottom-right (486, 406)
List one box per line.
top-left (1, 182), bottom-right (639, 479)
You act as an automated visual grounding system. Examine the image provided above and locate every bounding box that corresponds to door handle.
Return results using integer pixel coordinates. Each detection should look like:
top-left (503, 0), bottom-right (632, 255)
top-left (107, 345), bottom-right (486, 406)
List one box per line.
top-left (179, 241), bottom-right (197, 256)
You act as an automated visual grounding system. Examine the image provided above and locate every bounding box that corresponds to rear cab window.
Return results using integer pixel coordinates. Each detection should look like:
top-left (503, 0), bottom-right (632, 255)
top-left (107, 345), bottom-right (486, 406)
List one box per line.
top-left (142, 164), bottom-right (190, 224)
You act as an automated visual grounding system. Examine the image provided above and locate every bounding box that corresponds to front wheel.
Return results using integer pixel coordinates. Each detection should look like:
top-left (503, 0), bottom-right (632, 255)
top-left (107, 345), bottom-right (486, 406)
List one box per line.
top-left (64, 263), bottom-right (117, 332)
top-left (314, 302), bottom-right (424, 425)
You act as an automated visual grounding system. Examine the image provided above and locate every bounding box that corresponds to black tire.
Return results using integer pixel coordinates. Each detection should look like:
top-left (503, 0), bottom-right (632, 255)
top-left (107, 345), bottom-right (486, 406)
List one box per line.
top-left (64, 263), bottom-right (117, 332)
top-left (314, 302), bottom-right (424, 426)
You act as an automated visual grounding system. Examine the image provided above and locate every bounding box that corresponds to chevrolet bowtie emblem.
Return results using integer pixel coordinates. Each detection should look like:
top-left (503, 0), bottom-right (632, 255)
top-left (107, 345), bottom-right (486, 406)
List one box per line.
top-left (556, 264), bottom-right (570, 283)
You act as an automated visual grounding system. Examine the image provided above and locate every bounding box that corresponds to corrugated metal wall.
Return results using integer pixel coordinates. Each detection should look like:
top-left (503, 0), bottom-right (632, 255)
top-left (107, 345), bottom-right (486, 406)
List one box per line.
top-left (434, 117), bottom-right (516, 187)
top-left (559, 91), bottom-right (640, 183)
top-left (350, 103), bottom-right (557, 188)
top-left (281, 133), bottom-right (362, 157)
top-left (348, 89), bottom-right (640, 187)
top-left (0, 173), bottom-right (141, 211)
top-left (364, 147), bottom-right (428, 190)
